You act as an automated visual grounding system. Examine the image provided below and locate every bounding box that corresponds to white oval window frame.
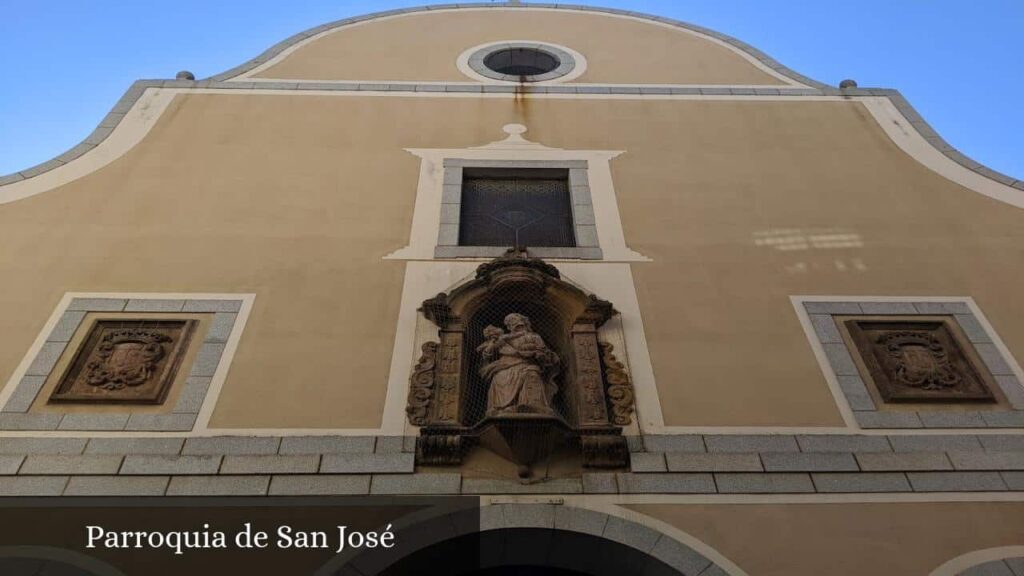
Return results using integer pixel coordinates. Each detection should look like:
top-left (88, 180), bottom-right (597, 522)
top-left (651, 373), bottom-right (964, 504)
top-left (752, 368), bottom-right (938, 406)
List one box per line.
top-left (457, 40), bottom-right (588, 84)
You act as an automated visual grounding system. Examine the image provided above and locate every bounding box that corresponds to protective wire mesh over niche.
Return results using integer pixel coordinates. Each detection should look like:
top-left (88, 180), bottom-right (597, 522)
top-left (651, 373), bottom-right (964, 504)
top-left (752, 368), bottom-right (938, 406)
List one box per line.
top-left (406, 248), bottom-right (635, 478)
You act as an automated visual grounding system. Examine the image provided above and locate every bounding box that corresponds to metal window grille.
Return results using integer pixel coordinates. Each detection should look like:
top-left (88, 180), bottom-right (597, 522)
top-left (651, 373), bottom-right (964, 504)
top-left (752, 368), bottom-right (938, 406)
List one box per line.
top-left (458, 168), bottom-right (576, 248)
top-left (483, 48), bottom-right (561, 76)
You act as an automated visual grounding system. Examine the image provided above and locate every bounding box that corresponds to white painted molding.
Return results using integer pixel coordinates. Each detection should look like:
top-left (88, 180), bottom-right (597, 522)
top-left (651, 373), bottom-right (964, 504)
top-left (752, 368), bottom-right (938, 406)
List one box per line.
top-left (389, 123), bottom-right (648, 262)
top-left (864, 96), bottom-right (1024, 210)
top-left (0, 88), bottom-right (176, 205)
top-left (232, 6), bottom-right (804, 87)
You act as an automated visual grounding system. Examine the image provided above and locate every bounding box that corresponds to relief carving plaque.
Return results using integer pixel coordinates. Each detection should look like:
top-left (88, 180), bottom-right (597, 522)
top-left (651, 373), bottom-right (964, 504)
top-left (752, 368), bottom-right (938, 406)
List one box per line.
top-left (845, 318), bottom-right (997, 403)
top-left (49, 319), bottom-right (197, 404)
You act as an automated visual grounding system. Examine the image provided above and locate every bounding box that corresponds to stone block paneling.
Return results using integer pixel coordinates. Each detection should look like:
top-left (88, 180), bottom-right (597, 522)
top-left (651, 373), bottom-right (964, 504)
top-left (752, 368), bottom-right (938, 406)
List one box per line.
top-left (0, 296), bottom-right (246, 432)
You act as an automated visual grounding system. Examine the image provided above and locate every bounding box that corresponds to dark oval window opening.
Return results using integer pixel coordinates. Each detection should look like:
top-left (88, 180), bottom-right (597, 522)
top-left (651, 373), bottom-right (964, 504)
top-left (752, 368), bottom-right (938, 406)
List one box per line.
top-left (484, 48), bottom-right (560, 77)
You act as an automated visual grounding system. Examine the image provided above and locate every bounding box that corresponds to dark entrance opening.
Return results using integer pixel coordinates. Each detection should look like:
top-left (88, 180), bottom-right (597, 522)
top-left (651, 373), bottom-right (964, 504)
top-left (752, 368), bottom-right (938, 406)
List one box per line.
top-left (467, 568), bottom-right (591, 576)
top-left (379, 528), bottom-right (684, 576)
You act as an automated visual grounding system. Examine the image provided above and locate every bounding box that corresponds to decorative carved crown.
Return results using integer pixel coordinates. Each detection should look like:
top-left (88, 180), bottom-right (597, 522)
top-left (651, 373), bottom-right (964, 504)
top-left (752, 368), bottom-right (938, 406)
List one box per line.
top-left (101, 329), bottom-right (173, 345)
top-left (877, 331), bottom-right (944, 353)
top-left (474, 247), bottom-right (561, 281)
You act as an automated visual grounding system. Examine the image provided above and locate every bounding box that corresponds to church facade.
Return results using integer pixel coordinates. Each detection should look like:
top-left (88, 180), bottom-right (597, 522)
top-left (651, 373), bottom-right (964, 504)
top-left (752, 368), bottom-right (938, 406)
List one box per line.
top-left (1, 3), bottom-right (1023, 575)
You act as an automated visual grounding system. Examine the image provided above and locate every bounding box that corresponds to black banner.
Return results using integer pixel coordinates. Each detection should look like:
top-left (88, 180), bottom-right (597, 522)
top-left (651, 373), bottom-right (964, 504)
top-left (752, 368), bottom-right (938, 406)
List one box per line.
top-left (0, 496), bottom-right (479, 576)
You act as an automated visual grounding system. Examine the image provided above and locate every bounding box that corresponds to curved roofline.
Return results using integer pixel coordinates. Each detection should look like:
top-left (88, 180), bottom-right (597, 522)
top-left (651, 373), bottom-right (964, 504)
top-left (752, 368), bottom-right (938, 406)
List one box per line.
top-left (206, 2), bottom-right (828, 87)
top-left (0, 1), bottom-right (1021, 197)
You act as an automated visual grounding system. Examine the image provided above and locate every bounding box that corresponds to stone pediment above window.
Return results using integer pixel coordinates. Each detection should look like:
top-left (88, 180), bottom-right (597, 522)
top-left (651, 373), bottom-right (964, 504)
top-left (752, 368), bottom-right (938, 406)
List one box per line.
top-left (386, 124), bottom-right (649, 262)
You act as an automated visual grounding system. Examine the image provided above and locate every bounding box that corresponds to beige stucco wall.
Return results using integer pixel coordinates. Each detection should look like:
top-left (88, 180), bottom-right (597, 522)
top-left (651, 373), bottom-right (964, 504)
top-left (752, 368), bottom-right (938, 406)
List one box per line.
top-left (629, 501), bottom-right (1024, 575)
top-left (0, 93), bottom-right (421, 429)
top-left (1, 93), bottom-right (1021, 428)
top-left (253, 9), bottom-right (786, 86)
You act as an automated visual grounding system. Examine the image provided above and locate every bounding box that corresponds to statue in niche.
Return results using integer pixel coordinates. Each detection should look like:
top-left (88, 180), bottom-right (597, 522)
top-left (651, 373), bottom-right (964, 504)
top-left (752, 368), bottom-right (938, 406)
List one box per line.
top-left (476, 313), bottom-right (560, 417)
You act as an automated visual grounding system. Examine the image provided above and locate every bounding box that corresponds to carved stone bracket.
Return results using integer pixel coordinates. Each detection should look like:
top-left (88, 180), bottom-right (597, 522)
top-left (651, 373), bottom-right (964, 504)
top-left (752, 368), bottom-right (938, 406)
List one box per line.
top-left (416, 432), bottom-right (464, 466)
top-left (580, 433), bottom-right (629, 469)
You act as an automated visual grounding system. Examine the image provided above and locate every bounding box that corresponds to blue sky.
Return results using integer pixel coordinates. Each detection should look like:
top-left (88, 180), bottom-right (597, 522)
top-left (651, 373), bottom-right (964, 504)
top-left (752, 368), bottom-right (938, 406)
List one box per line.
top-left (1, 0), bottom-right (1021, 179)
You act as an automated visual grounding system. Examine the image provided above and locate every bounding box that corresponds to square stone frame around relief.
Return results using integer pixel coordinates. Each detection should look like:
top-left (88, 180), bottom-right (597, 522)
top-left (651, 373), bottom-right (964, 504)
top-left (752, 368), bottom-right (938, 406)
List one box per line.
top-left (795, 297), bottom-right (1024, 429)
top-left (837, 315), bottom-right (1006, 406)
top-left (434, 159), bottom-right (603, 260)
top-left (0, 295), bottom-right (249, 432)
top-left (43, 314), bottom-right (203, 406)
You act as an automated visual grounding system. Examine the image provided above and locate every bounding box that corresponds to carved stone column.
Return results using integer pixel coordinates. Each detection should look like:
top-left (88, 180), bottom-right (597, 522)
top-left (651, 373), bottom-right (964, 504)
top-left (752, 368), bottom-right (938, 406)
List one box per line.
top-left (570, 324), bottom-right (610, 426)
top-left (433, 330), bottom-right (464, 425)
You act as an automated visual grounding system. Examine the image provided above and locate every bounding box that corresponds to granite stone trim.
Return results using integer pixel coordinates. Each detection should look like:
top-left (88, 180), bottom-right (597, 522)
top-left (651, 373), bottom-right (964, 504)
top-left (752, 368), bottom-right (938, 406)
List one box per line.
top-left (269, 475), bottom-right (371, 495)
top-left (466, 42), bottom-right (576, 83)
top-left (0, 296), bottom-right (245, 431)
top-left (582, 472), bottom-right (618, 494)
top-left (958, 558), bottom-right (1024, 576)
top-left (434, 158), bottom-right (603, 260)
top-left (665, 452), bottom-right (763, 472)
top-left (1, 432), bottom-right (1024, 494)
top-left (462, 477), bottom-right (583, 494)
top-left (799, 300), bottom-right (1024, 429)
top-left (369, 473), bottom-right (461, 494)
top-left (478, 504), bottom-right (725, 576)
top-left (167, 475), bottom-right (271, 496)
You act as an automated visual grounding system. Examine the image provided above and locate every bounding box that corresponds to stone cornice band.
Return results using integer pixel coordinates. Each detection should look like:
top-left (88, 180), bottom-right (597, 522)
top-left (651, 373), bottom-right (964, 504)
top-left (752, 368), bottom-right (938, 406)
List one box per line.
top-left (2, 432), bottom-right (1023, 496)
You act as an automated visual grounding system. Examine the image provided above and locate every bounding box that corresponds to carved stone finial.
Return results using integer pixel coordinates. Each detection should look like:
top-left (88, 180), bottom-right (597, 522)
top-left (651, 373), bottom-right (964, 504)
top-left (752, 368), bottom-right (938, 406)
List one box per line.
top-left (578, 294), bottom-right (616, 328)
top-left (472, 122), bottom-right (559, 151)
top-left (420, 293), bottom-right (453, 326)
top-left (503, 123), bottom-right (527, 136)
top-left (175, 70), bottom-right (196, 81)
top-left (839, 79), bottom-right (858, 89)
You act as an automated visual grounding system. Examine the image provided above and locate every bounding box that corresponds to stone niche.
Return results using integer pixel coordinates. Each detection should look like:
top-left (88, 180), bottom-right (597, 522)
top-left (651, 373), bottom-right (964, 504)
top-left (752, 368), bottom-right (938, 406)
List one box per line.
top-left (406, 249), bottom-right (635, 477)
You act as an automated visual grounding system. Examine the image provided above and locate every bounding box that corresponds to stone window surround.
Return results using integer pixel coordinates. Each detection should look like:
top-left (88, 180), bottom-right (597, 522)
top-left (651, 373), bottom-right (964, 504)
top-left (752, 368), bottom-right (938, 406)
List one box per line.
top-left (463, 41), bottom-right (579, 84)
top-left (795, 297), bottom-right (1024, 430)
top-left (0, 293), bottom-right (252, 432)
top-left (434, 158), bottom-right (603, 260)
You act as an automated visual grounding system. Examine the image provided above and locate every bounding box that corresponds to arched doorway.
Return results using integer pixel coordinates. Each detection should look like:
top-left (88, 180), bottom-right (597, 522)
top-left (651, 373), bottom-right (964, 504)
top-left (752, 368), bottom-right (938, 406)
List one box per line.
top-left (0, 546), bottom-right (127, 576)
top-left (320, 504), bottom-right (735, 576)
top-left (378, 528), bottom-right (686, 576)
